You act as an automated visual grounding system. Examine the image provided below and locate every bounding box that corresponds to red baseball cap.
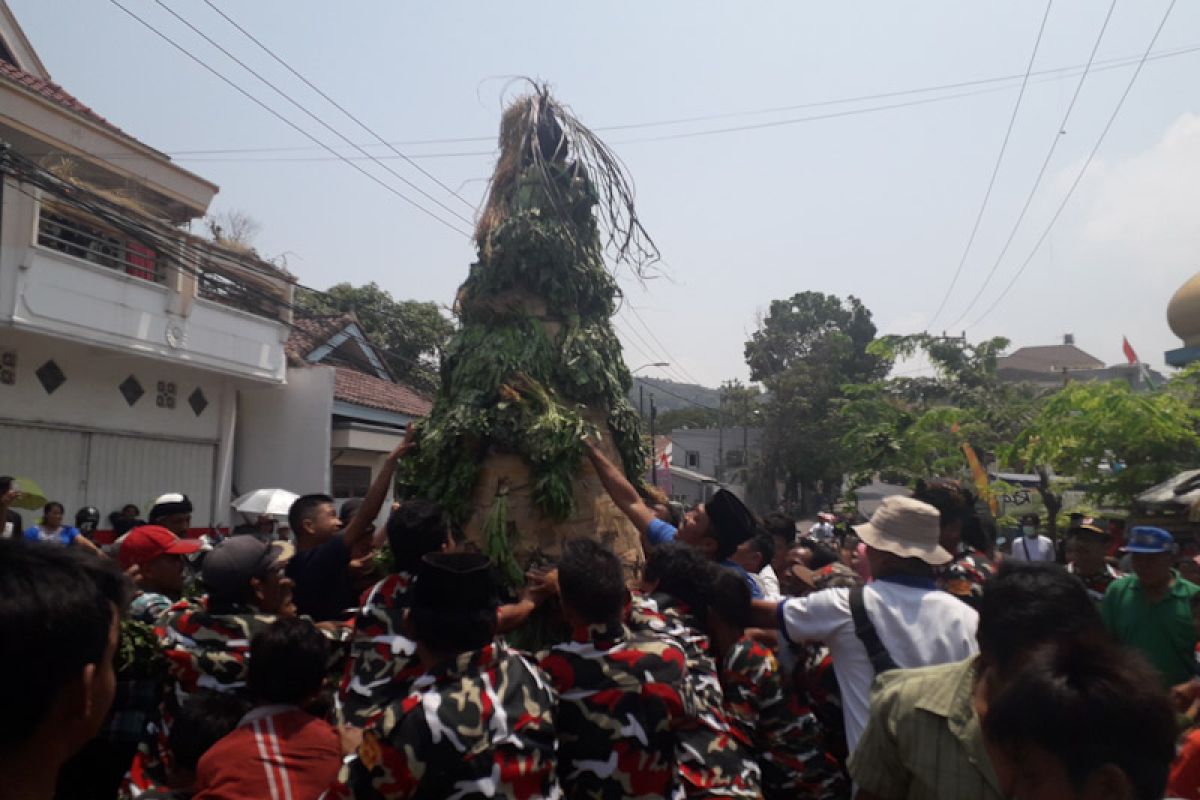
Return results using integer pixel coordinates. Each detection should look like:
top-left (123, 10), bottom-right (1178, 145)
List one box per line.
top-left (119, 525), bottom-right (202, 570)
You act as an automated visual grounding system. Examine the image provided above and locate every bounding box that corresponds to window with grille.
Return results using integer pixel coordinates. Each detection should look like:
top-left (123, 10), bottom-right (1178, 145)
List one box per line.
top-left (331, 465), bottom-right (372, 499)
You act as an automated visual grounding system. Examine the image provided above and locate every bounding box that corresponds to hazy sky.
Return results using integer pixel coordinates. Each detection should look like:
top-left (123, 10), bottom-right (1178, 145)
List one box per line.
top-left (11, 0), bottom-right (1200, 387)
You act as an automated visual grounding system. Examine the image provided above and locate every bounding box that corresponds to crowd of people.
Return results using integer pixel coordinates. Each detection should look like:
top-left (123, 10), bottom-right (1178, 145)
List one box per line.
top-left (4, 437), bottom-right (1200, 800)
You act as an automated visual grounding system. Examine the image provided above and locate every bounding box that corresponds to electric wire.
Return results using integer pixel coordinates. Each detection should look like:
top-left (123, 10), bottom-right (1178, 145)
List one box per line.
top-left (927, 0), bottom-right (1055, 328)
top-left (197, 0), bottom-right (476, 211)
top-left (149, 0), bottom-right (474, 228)
top-left (105, 0), bottom-right (473, 239)
top-left (965, 0), bottom-right (1179, 329)
top-left (943, 0), bottom-right (1120, 330)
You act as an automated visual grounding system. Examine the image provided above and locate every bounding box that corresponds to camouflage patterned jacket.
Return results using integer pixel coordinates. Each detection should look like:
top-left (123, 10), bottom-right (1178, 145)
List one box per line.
top-left (157, 599), bottom-right (280, 702)
top-left (626, 592), bottom-right (762, 800)
top-left (538, 620), bottom-right (690, 799)
top-left (122, 600), bottom-right (284, 796)
top-left (330, 639), bottom-right (561, 800)
top-left (340, 572), bottom-right (423, 727)
top-left (936, 548), bottom-right (997, 609)
top-left (720, 637), bottom-right (848, 800)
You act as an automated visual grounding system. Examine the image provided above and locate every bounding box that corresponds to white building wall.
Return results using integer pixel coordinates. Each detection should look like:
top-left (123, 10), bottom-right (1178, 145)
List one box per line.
top-left (0, 328), bottom-right (233, 525)
top-left (235, 366), bottom-right (334, 498)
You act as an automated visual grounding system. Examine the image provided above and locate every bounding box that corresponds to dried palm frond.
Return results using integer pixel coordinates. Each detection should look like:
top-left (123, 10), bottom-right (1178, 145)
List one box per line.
top-left (475, 81), bottom-right (660, 279)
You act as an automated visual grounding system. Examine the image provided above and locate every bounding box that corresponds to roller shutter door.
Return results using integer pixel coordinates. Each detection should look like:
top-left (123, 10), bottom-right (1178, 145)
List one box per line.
top-left (0, 422), bottom-right (216, 526)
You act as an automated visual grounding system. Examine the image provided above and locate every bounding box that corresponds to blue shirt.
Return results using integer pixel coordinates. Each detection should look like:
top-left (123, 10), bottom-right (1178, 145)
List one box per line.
top-left (24, 525), bottom-right (80, 546)
top-left (644, 519), bottom-right (763, 599)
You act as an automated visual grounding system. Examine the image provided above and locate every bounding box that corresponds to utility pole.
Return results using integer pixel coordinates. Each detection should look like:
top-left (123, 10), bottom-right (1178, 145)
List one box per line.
top-left (649, 393), bottom-right (658, 487)
top-left (717, 386), bottom-right (724, 485)
top-left (639, 383), bottom-right (644, 419)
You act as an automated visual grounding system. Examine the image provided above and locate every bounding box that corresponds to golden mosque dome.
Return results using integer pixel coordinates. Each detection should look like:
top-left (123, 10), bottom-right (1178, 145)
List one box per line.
top-left (1169, 273), bottom-right (1200, 348)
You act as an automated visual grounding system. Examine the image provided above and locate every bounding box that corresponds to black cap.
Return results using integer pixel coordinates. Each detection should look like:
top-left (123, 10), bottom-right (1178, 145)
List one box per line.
top-left (201, 536), bottom-right (294, 598)
top-left (707, 489), bottom-right (756, 551)
top-left (412, 552), bottom-right (499, 614)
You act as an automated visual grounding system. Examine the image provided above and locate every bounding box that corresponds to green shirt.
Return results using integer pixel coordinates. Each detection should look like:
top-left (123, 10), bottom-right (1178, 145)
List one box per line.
top-left (1102, 572), bottom-right (1200, 687)
top-left (848, 658), bottom-right (1004, 800)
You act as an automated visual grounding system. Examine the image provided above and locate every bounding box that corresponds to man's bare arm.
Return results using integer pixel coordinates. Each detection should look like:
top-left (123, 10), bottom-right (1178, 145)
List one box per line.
top-left (584, 439), bottom-right (657, 534)
top-left (342, 426), bottom-right (415, 551)
top-left (749, 599), bottom-right (782, 631)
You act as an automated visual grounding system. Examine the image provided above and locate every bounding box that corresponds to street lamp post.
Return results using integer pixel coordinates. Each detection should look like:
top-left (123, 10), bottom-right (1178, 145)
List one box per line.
top-left (632, 362), bottom-right (669, 419)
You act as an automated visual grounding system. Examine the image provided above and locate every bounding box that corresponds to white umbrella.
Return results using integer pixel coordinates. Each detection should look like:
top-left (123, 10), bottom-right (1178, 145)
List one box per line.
top-left (232, 488), bottom-right (300, 518)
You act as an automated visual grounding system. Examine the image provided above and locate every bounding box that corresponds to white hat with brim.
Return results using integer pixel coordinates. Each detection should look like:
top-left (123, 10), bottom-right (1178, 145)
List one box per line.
top-left (853, 495), bottom-right (952, 566)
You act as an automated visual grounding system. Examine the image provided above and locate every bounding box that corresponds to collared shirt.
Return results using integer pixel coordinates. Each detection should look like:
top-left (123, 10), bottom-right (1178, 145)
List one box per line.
top-left (720, 635), bottom-right (847, 800)
top-left (645, 519), bottom-right (764, 599)
top-left (538, 620), bottom-right (690, 799)
top-left (778, 577), bottom-right (979, 753)
top-left (1102, 572), bottom-right (1200, 686)
top-left (1067, 562), bottom-right (1123, 604)
top-left (848, 658), bottom-right (1004, 800)
top-left (626, 592), bottom-right (762, 799)
top-left (330, 640), bottom-right (560, 800)
top-left (340, 571), bottom-right (423, 727)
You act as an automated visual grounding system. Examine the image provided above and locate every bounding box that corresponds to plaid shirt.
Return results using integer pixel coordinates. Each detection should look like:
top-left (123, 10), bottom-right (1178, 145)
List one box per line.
top-left (720, 636), bottom-right (847, 800)
top-left (627, 592), bottom-right (762, 799)
top-left (330, 640), bottom-right (560, 800)
top-left (539, 620), bottom-right (690, 799)
top-left (849, 658), bottom-right (1004, 800)
top-left (340, 572), bottom-right (423, 727)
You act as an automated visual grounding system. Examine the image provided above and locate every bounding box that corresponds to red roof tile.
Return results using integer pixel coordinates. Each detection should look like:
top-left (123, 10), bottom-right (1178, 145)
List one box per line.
top-left (285, 314), bottom-right (356, 366)
top-left (0, 60), bottom-right (130, 139)
top-left (334, 366), bottom-right (431, 418)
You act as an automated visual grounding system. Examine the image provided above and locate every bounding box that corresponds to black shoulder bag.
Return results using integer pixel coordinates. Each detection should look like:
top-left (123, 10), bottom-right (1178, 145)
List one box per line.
top-left (849, 586), bottom-right (899, 675)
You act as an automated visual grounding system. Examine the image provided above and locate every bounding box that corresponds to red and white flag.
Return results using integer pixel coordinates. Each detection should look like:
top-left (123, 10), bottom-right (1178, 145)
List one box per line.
top-left (1122, 336), bottom-right (1139, 365)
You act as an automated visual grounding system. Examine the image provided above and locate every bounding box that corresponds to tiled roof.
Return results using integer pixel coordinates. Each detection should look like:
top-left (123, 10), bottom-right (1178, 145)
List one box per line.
top-left (285, 314), bottom-right (356, 366)
top-left (334, 366), bottom-right (431, 417)
top-left (0, 60), bottom-right (130, 139)
top-left (996, 344), bottom-right (1104, 374)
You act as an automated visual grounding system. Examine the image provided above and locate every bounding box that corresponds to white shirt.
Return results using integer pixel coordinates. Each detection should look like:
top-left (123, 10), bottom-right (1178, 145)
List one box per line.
top-left (1008, 535), bottom-right (1055, 562)
top-left (779, 578), bottom-right (979, 753)
top-left (758, 564), bottom-right (781, 601)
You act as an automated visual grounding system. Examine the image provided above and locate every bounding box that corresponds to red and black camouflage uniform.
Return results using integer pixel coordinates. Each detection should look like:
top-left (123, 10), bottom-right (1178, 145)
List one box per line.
top-left (627, 591), bottom-right (763, 800)
top-left (121, 599), bottom-right (347, 798)
top-left (720, 636), bottom-right (848, 800)
top-left (936, 546), bottom-right (997, 609)
top-left (121, 598), bottom-right (281, 796)
top-left (538, 619), bottom-right (692, 799)
top-left (340, 571), bottom-right (424, 726)
top-left (1067, 562), bottom-right (1124, 604)
top-left (329, 639), bottom-right (560, 800)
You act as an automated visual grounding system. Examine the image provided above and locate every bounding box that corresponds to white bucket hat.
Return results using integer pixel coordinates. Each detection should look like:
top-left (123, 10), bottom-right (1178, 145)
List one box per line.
top-left (854, 496), bottom-right (950, 566)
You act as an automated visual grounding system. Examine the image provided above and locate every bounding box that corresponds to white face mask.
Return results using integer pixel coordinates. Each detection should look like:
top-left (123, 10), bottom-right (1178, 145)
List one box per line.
top-left (1022, 525), bottom-right (1037, 538)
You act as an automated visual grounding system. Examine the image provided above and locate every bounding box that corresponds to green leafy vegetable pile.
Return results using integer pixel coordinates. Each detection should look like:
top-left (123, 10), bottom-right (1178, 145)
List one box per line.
top-left (402, 89), bottom-right (655, 580)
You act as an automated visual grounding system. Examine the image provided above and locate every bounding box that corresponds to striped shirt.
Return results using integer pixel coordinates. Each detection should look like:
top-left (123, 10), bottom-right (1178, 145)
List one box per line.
top-left (848, 658), bottom-right (1004, 800)
top-left (194, 705), bottom-right (341, 800)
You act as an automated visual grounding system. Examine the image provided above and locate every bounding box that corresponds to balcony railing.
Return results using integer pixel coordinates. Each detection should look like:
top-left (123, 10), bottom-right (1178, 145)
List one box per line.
top-left (37, 206), bottom-right (163, 283)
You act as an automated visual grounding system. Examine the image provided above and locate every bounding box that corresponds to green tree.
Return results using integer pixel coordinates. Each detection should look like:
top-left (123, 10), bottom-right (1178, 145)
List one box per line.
top-left (655, 406), bottom-right (719, 431)
top-left (1004, 380), bottom-right (1200, 512)
top-left (296, 282), bottom-right (454, 395)
top-left (745, 292), bottom-right (889, 511)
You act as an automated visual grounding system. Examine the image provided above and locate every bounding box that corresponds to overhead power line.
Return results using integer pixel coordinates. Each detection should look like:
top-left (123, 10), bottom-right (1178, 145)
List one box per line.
top-left (197, 0), bottom-right (476, 211)
top-left (149, 0), bottom-right (474, 229)
top-left (138, 39), bottom-right (1200, 158)
top-left (966, 0), bottom-right (1179, 329)
top-left (107, 0), bottom-right (473, 239)
top-left (926, 0), bottom-right (1054, 328)
top-left (943, 0), bottom-right (1119, 330)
